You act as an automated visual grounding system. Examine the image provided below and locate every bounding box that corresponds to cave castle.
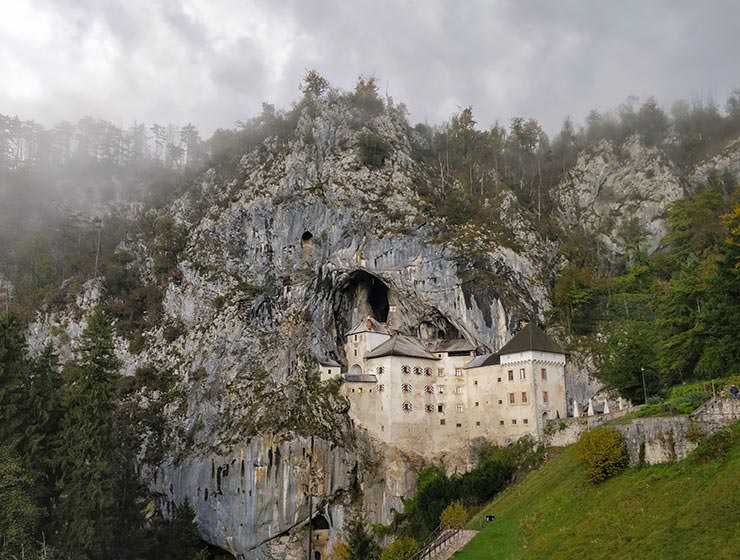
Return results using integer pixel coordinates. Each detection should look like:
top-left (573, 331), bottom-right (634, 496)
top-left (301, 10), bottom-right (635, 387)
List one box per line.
top-left (320, 317), bottom-right (567, 457)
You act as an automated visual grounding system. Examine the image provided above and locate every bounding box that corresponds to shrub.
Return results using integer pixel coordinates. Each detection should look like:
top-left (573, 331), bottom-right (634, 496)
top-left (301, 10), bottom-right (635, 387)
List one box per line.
top-left (358, 132), bottom-right (391, 169)
top-left (440, 500), bottom-right (469, 529)
top-left (379, 537), bottom-right (418, 560)
top-left (692, 426), bottom-right (740, 463)
top-left (578, 428), bottom-right (630, 483)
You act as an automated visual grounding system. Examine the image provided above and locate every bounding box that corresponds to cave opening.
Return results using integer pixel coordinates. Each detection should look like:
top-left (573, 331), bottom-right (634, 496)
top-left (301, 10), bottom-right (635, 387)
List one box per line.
top-left (334, 271), bottom-right (391, 342)
top-left (301, 231), bottom-right (314, 242)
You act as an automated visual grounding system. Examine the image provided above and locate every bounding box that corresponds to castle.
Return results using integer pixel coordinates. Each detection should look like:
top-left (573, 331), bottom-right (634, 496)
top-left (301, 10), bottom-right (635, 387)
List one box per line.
top-left (320, 318), bottom-right (567, 458)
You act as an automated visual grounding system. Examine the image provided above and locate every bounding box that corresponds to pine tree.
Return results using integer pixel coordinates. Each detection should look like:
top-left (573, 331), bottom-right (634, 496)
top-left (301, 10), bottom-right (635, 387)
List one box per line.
top-left (53, 308), bottom-right (121, 558)
top-left (0, 444), bottom-right (42, 555)
top-left (0, 313), bottom-right (29, 449)
top-left (156, 499), bottom-right (208, 559)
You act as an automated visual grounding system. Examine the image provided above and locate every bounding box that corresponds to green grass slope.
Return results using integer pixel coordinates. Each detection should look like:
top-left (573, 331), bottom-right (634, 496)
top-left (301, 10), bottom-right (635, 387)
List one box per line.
top-left (455, 428), bottom-right (740, 560)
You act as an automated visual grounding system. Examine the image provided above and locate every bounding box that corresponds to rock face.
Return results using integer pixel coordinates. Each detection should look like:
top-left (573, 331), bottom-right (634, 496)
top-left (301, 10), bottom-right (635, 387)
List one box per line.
top-left (25, 91), bottom-right (740, 558)
top-left (554, 137), bottom-right (684, 255)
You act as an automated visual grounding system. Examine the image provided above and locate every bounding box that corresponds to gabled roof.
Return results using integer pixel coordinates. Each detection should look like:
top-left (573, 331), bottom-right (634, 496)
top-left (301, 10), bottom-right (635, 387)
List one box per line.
top-left (366, 334), bottom-right (440, 360)
top-left (345, 317), bottom-right (390, 337)
top-left (427, 339), bottom-right (476, 354)
top-left (464, 353), bottom-right (501, 369)
top-left (497, 323), bottom-right (564, 355)
top-left (319, 358), bottom-right (342, 367)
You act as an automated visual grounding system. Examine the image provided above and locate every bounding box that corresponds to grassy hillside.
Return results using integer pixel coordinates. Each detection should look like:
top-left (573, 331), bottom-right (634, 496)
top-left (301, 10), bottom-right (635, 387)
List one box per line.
top-left (454, 426), bottom-right (740, 560)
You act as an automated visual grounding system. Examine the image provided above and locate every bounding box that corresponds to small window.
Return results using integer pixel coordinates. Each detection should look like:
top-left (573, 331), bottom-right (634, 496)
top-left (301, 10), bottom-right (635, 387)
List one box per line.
top-left (437, 404), bottom-right (445, 413)
top-left (473, 380), bottom-right (478, 386)
top-left (455, 368), bottom-right (463, 377)
top-left (376, 366), bottom-right (385, 375)
top-left (543, 391), bottom-right (549, 404)
top-left (424, 367), bottom-right (433, 376)
top-left (425, 404), bottom-right (434, 413)
top-left (541, 368), bottom-right (547, 380)
top-left (378, 384), bottom-right (385, 392)
top-left (401, 383), bottom-right (413, 393)
top-left (521, 392), bottom-right (528, 404)
top-left (401, 401), bottom-right (412, 411)
top-left (499, 420), bottom-right (505, 425)
top-left (497, 377), bottom-right (502, 382)
top-left (440, 419), bottom-right (446, 425)
top-left (437, 368), bottom-right (445, 377)
top-left (454, 386), bottom-right (463, 395)
top-left (327, 369), bottom-right (332, 375)
top-left (476, 421), bottom-right (481, 426)
top-left (523, 418), bottom-right (529, 424)
top-left (438, 385), bottom-right (445, 394)
top-left (401, 365), bottom-right (411, 375)
top-left (413, 367), bottom-right (422, 375)
top-left (354, 335), bottom-right (358, 342)
top-left (354, 349), bottom-right (357, 357)
top-left (475, 401), bottom-right (480, 407)
top-left (508, 393), bottom-right (515, 404)
top-left (456, 423), bottom-right (462, 428)
top-left (508, 370), bottom-right (514, 381)
top-left (498, 399), bottom-right (503, 405)
top-left (512, 419), bottom-right (517, 424)
top-left (424, 385), bottom-right (434, 394)
top-left (519, 368), bottom-right (526, 380)
top-left (456, 404), bottom-right (464, 413)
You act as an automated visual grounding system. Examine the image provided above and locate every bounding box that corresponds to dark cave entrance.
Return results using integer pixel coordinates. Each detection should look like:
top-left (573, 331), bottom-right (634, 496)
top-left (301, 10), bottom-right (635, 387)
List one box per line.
top-left (301, 231), bottom-right (314, 242)
top-left (334, 271), bottom-right (391, 342)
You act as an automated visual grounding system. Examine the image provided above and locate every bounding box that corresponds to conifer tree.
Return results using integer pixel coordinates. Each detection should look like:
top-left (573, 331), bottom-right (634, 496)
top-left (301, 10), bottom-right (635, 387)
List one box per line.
top-left (0, 444), bottom-right (42, 555)
top-left (0, 313), bottom-right (29, 449)
top-left (53, 307), bottom-right (121, 558)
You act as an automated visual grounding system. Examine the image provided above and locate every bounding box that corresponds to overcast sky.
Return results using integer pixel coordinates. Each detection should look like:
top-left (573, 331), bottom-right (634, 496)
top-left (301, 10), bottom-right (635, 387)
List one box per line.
top-left (2, 0), bottom-right (738, 136)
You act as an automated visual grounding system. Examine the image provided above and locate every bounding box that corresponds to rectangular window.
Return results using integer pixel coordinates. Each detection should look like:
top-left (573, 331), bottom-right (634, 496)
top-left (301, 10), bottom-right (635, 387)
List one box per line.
top-left (475, 401), bottom-right (480, 407)
top-left (543, 391), bottom-right (549, 404)
top-left (507, 370), bottom-right (514, 381)
top-left (456, 423), bottom-right (462, 428)
top-left (455, 368), bottom-right (463, 377)
top-left (508, 393), bottom-right (515, 404)
top-left (438, 385), bottom-right (445, 394)
top-left (498, 399), bottom-right (503, 405)
top-left (354, 349), bottom-right (357, 356)
top-left (497, 377), bottom-right (502, 382)
top-left (541, 368), bottom-right (547, 380)
top-left (354, 335), bottom-right (358, 342)
top-left (474, 380), bottom-right (478, 386)
top-left (523, 419), bottom-right (529, 425)
top-left (499, 420), bottom-right (505, 425)
top-left (512, 419), bottom-right (517, 424)
top-left (440, 419), bottom-right (446, 425)
top-left (456, 404), bottom-right (464, 412)
top-left (454, 386), bottom-right (463, 395)
top-left (437, 368), bottom-right (445, 377)
top-left (476, 421), bottom-right (481, 426)
top-left (519, 368), bottom-right (526, 380)
top-left (437, 404), bottom-right (445, 413)
top-left (521, 392), bottom-right (528, 404)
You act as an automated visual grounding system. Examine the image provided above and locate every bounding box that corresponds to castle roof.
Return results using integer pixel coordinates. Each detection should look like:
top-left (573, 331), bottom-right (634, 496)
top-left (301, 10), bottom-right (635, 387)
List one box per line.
top-left (427, 339), bottom-right (476, 354)
top-left (497, 323), bottom-right (564, 355)
top-left (319, 358), bottom-right (342, 367)
top-left (464, 352), bottom-right (501, 369)
top-left (345, 317), bottom-right (390, 337)
top-left (366, 334), bottom-right (440, 360)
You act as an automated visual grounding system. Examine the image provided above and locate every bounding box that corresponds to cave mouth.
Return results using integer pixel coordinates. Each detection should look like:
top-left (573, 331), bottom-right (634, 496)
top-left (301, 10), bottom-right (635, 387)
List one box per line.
top-left (301, 231), bottom-right (314, 242)
top-left (334, 271), bottom-right (391, 340)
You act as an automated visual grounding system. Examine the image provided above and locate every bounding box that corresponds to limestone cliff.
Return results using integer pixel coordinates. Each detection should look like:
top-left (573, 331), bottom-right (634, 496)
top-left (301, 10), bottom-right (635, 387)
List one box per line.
top-left (26, 93), bottom-right (740, 558)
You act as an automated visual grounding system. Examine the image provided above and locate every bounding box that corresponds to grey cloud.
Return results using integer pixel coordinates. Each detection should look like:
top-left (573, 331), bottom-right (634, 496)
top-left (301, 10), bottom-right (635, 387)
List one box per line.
top-left (3, 0), bottom-right (739, 136)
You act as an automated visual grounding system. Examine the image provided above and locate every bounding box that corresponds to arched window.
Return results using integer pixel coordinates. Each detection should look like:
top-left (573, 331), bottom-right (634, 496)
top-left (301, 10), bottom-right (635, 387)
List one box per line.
top-left (376, 366), bottom-right (385, 375)
top-left (424, 385), bottom-right (434, 394)
top-left (424, 367), bottom-right (433, 376)
top-left (401, 365), bottom-right (411, 375)
top-left (425, 404), bottom-right (434, 413)
top-left (401, 383), bottom-right (413, 393)
top-left (413, 367), bottom-right (422, 375)
top-left (402, 401), bottom-right (412, 411)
